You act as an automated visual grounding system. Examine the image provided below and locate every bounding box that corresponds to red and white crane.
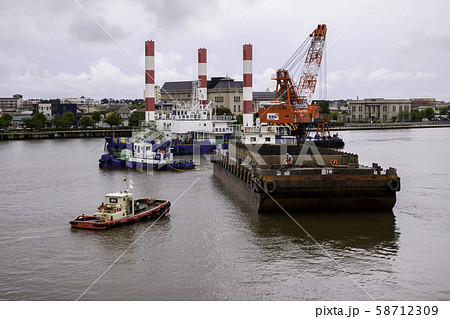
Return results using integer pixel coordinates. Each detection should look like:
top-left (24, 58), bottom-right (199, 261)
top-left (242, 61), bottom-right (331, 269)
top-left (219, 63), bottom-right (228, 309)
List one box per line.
top-left (258, 24), bottom-right (327, 128)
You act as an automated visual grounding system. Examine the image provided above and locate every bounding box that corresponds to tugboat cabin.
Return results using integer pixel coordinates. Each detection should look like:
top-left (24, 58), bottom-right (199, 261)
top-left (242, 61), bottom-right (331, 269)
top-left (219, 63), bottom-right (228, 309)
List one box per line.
top-left (97, 192), bottom-right (134, 221)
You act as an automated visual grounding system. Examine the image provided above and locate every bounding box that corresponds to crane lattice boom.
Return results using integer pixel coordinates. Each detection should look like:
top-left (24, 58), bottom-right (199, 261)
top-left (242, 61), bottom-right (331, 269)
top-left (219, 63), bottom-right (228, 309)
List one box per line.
top-left (297, 24), bottom-right (327, 106)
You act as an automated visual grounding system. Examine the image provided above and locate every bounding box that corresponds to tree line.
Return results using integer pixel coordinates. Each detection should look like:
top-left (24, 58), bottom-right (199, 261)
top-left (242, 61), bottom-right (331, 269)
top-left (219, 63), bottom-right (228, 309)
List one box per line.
top-left (0, 111), bottom-right (142, 131)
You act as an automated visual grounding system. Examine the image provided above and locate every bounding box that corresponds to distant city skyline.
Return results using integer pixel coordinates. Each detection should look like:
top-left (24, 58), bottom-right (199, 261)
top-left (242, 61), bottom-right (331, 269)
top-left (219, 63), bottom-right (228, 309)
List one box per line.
top-left (0, 0), bottom-right (449, 102)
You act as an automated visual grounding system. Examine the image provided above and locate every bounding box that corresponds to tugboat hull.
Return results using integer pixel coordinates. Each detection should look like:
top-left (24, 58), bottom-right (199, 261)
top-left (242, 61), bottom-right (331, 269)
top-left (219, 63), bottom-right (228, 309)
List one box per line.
top-left (98, 155), bottom-right (195, 171)
top-left (70, 200), bottom-right (170, 230)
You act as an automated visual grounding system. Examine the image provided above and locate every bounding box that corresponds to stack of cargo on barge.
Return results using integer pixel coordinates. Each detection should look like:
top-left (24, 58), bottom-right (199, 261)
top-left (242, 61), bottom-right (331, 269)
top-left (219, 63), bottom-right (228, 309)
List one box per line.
top-left (211, 142), bottom-right (400, 213)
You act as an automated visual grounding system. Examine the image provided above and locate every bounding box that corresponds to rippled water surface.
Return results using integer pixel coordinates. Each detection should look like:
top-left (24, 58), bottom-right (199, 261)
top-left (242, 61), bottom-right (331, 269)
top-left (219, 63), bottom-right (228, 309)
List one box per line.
top-left (0, 128), bottom-right (449, 300)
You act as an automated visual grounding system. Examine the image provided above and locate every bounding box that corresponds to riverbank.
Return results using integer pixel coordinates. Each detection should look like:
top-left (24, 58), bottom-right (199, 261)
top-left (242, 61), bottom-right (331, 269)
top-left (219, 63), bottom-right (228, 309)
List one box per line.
top-left (1, 122), bottom-right (449, 140)
top-left (332, 122), bottom-right (450, 131)
top-left (0, 128), bottom-right (133, 140)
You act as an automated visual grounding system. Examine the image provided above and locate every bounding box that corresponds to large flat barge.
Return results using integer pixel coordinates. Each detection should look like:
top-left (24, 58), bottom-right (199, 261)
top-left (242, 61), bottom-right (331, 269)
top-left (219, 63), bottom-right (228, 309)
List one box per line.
top-left (212, 143), bottom-right (400, 213)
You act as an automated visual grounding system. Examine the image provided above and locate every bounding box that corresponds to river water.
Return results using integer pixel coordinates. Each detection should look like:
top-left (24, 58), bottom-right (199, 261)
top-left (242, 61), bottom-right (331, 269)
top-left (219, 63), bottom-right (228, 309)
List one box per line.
top-left (0, 128), bottom-right (449, 301)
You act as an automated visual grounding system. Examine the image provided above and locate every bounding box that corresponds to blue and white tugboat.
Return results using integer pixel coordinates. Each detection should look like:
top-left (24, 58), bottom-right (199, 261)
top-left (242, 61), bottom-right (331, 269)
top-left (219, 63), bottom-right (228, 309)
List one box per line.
top-left (98, 133), bottom-right (195, 171)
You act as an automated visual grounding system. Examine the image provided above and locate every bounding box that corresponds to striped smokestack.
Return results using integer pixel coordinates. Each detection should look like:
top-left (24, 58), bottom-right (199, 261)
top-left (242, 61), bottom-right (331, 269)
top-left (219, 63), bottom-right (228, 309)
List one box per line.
top-left (145, 40), bottom-right (155, 121)
top-left (243, 44), bottom-right (253, 127)
top-left (198, 48), bottom-right (207, 108)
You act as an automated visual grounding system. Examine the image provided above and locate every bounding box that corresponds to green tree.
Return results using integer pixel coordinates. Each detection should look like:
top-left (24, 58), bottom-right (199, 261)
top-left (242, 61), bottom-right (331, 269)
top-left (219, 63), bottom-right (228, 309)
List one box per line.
top-left (235, 114), bottom-right (243, 124)
top-left (91, 111), bottom-right (102, 126)
top-left (398, 110), bottom-right (410, 121)
top-left (410, 108), bottom-right (420, 121)
top-left (79, 115), bottom-right (94, 128)
top-left (215, 107), bottom-right (232, 116)
top-left (52, 111), bottom-right (75, 128)
top-left (329, 112), bottom-right (339, 121)
top-left (23, 112), bottom-right (47, 130)
top-left (439, 106), bottom-right (449, 116)
top-left (51, 116), bottom-right (64, 128)
top-left (61, 111), bottom-right (75, 127)
top-left (314, 100), bottom-right (330, 114)
top-left (419, 110), bottom-right (426, 119)
top-left (423, 107), bottom-right (435, 120)
top-left (130, 102), bottom-right (145, 110)
top-left (0, 113), bottom-right (13, 130)
top-left (128, 111), bottom-right (145, 126)
top-left (104, 112), bottom-right (122, 127)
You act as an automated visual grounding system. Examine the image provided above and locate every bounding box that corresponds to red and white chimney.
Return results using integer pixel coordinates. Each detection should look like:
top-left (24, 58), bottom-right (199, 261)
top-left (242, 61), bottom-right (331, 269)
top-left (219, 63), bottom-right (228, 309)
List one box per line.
top-left (145, 40), bottom-right (155, 121)
top-left (198, 48), bottom-right (207, 108)
top-left (243, 44), bottom-right (253, 127)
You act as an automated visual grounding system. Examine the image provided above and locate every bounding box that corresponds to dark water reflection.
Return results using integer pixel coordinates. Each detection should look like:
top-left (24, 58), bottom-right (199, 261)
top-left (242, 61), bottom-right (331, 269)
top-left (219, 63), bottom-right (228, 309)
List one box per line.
top-left (257, 210), bottom-right (398, 252)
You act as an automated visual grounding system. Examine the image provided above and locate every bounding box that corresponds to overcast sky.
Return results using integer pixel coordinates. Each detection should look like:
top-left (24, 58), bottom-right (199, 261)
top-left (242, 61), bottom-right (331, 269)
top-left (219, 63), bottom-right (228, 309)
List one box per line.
top-left (1, 0), bottom-right (449, 102)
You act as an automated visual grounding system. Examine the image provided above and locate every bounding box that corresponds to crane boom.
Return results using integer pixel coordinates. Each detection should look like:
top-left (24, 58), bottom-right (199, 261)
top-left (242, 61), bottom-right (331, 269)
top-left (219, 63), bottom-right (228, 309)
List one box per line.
top-left (297, 24), bottom-right (327, 107)
top-left (256, 24), bottom-right (327, 136)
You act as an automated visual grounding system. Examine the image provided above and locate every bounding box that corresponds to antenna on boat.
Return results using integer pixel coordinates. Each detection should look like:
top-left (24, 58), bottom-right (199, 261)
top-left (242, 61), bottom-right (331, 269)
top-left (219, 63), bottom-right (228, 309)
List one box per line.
top-left (124, 176), bottom-right (128, 193)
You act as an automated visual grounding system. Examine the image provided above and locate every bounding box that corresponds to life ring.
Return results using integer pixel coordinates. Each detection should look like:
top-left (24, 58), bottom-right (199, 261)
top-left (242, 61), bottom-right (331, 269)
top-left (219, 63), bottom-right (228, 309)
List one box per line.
top-left (330, 159), bottom-right (338, 167)
top-left (386, 178), bottom-right (400, 192)
top-left (263, 180), bottom-right (276, 193)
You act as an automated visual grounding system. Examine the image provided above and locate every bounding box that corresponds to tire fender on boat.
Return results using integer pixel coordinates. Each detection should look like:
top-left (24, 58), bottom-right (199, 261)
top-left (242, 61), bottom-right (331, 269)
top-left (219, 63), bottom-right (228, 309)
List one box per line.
top-left (263, 180), bottom-right (277, 194)
top-left (386, 178), bottom-right (400, 192)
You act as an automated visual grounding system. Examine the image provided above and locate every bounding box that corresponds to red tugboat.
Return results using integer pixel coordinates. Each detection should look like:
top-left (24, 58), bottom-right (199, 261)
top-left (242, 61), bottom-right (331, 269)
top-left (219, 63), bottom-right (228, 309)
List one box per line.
top-left (70, 180), bottom-right (170, 230)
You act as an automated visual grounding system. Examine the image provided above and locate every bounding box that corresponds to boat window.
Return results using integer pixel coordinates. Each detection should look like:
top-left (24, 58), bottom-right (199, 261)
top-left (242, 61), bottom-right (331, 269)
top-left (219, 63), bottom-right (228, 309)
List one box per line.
top-left (110, 198), bottom-right (118, 203)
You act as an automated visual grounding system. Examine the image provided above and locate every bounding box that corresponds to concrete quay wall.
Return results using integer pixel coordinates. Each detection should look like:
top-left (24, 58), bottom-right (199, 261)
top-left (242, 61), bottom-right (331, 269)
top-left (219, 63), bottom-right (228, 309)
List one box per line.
top-left (0, 129), bottom-right (133, 140)
top-left (332, 122), bottom-right (450, 131)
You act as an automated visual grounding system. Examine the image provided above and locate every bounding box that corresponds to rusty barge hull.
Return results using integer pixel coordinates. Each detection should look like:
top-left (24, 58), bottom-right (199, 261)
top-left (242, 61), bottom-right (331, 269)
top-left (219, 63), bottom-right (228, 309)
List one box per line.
top-left (212, 144), bottom-right (399, 213)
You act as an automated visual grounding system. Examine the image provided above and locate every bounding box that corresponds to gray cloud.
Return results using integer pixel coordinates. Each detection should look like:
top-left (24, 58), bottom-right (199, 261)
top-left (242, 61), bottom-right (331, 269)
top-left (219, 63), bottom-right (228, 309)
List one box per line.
top-left (69, 15), bottom-right (130, 43)
top-left (0, 0), bottom-right (449, 101)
